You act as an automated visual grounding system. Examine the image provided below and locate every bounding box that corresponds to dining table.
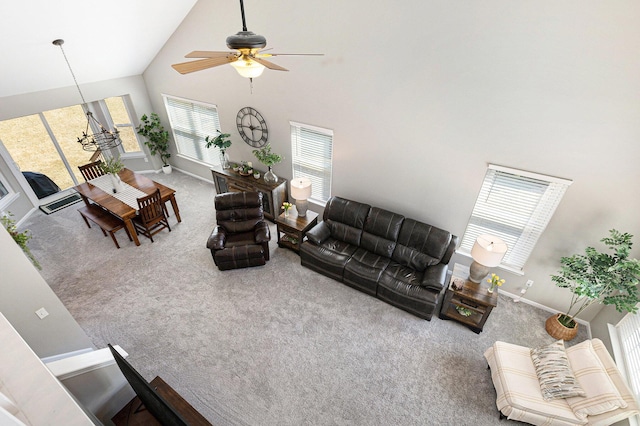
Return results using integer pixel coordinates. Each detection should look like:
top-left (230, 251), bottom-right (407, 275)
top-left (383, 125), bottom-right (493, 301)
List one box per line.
top-left (73, 168), bottom-right (181, 246)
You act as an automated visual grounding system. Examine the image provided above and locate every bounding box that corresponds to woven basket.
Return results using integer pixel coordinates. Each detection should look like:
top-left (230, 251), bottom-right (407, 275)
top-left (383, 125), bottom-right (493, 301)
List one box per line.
top-left (545, 313), bottom-right (578, 341)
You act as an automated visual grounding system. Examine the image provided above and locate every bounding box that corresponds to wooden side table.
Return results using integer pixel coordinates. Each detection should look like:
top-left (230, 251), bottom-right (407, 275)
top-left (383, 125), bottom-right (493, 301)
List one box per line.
top-left (276, 208), bottom-right (319, 253)
top-left (439, 267), bottom-right (498, 334)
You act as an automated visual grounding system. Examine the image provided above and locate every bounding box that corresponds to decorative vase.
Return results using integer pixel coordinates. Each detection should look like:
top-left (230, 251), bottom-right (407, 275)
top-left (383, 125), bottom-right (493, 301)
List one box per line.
top-left (109, 173), bottom-right (123, 193)
top-left (162, 164), bottom-right (172, 174)
top-left (264, 166), bottom-right (278, 183)
top-left (487, 286), bottom-right (494, 294)
top-left (284, 209), bottom-right (289, 218)
top-left (219, 150), bottom-right (230, 169)
top-left (545, 313), bottom-right (579, 341)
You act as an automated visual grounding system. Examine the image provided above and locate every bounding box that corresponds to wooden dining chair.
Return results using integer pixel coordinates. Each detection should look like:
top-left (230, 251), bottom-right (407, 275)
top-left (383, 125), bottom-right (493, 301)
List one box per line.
top-left (132, 189), bottom-right (171, 242)
top-left (78, 160), bottom-right (105, 181)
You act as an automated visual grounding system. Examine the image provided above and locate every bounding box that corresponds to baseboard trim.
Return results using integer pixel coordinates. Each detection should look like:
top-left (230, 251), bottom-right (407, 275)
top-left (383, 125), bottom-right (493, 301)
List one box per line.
top-left (498, 289), bottom-right (592, 338)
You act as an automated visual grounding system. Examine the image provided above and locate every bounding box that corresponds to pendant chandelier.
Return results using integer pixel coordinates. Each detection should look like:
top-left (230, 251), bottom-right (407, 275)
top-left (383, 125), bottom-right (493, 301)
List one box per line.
top-left (52, 39), bottom-right (122, 152)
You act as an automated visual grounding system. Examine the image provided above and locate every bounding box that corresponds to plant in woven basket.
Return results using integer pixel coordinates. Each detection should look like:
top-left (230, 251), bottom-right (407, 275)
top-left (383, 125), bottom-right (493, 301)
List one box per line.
top-left (551, 229), bottom-right (640, 329)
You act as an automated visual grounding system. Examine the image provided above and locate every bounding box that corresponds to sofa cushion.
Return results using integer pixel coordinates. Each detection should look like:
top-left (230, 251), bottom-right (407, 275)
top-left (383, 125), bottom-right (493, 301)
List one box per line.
top-left (344, 248), bottom-right (391, 295)
top-left (530, 340), bottom-right (586, 401)
top-left (565, 340), bottom-right (627, 419)
top-left (360, 207), bottom-right (404, 258)
top-left (300, 237), bottom-right (359, 281)
top-left (377, 263), bottom-right (440, 320)
top-left (323, 197), bottom-right (370, 247)
top-left (392, 219), bottom-right (451, 271)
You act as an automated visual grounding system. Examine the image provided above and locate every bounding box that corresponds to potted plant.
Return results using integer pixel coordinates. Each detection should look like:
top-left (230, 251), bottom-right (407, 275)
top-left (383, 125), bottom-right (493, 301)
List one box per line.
top-left (205, 132), bottom-right (232, 169)
top-left (99, 156), bottom-right (125, 193)
top-left (136, 113), bottom-right (172, 173)
top-left (547, 229), bottom-right (640, 340)
top-left (252, 143), bottom-right (282, 183)
top-left (1, 212), bottom-right (40, 270)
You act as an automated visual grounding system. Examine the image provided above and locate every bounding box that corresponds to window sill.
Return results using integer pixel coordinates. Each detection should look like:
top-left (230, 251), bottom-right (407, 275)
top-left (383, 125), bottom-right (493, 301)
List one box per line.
top-left (455, 249), bottom-right (525, 276)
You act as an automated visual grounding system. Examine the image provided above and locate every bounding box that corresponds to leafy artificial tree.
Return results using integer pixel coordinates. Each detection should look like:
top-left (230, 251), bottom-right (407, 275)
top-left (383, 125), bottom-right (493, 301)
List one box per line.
top-left (136, 113), bottom-right (171, 166)
top-left (551, 229), bottom-right (640, 328)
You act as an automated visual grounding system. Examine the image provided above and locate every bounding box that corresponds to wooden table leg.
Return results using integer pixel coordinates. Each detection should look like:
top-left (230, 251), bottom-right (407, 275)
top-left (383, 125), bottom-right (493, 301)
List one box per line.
top-left (124, 219), bottom-right (140, 246)
top-left (169, 194), bottom-right (181, 222)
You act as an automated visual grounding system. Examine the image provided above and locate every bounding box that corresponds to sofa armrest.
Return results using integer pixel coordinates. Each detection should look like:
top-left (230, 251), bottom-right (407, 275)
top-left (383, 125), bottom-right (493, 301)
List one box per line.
top-left (421, 263), bottom-right (448, 291)
top-left (254, 221), bottom-right (271, 243)
top-left (207, 226), bottom-right (227, 250)
top-left (306, 221), bottom-right (331, 245)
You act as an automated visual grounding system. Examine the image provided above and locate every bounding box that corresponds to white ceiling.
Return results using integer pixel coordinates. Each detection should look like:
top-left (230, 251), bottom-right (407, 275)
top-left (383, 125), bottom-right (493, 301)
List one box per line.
top-left (0, 0), bottom-right (198, 98)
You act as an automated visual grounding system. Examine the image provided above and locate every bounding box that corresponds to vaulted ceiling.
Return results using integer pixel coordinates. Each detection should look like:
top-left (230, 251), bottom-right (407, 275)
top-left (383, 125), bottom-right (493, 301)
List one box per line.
top-left (0, 0), bottom-right (198, 98)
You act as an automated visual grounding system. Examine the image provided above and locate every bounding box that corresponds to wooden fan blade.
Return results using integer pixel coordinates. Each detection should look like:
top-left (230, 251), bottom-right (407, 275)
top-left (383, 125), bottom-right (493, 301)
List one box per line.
top-left (257, 53), bottom-right (324, 57)
top-left (185, 50), bottom-right (236, 58)
top-left (252, 57), bottom-right (288, 71)
top-left (172, 56), bottom-right (238, 74)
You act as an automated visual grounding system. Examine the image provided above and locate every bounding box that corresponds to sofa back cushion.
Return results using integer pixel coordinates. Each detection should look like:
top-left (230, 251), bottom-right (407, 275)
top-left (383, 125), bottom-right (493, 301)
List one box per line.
top-left (392, 219), bottom-right (452, 271)
top-left (324, 197), bottom-right (370, 246)
top-left (360, 207), bottom-right (404, 258)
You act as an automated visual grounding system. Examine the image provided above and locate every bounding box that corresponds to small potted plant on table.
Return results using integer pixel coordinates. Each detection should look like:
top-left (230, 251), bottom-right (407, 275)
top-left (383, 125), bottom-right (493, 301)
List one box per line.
top-left (205, 132), bottom-right (232, 169)
top-left (252, 143), bottom-right (282, 183)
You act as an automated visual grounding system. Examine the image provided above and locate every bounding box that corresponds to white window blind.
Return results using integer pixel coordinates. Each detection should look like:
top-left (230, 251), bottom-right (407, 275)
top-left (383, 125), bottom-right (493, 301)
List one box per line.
top-left (460, 165), bottom-right (572, 271)
top-left (290, 121), bottom-right (333, 204)
top-left (612, 312), bottom-right (640, 418)
top-left (163, 95), bottom-right (221, 166)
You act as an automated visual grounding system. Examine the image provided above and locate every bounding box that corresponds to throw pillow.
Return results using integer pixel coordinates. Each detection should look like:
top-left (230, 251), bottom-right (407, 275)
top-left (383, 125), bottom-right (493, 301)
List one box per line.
top-left (565, 340), bottom-right (627, 419)
top-left (530, 340), bottom-right (586, 401)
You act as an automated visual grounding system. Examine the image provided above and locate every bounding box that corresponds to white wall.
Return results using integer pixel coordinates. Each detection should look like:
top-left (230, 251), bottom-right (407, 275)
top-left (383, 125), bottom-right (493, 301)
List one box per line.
top-left (141, 0), bottom-right (640, 323)
top-left (0, 223), bottom-right (94, 358)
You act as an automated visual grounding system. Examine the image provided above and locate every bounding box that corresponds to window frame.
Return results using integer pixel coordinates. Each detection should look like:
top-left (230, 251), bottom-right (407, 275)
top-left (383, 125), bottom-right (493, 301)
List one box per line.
top-left (609, 313), bottom-right (640, 426)
top-left (163, 94), bottom-right (223, 167)
top-left (290, 121), bottom-right (333, 205)
top-left (458, 164), bottom-right (572, 273)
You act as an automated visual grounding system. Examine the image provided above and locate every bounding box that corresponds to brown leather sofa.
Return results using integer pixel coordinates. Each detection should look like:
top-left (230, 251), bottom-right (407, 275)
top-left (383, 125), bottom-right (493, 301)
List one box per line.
top-left (207, 192), bottom-right (271, 270)
top-left (300, 196), bottom-right (458, 320)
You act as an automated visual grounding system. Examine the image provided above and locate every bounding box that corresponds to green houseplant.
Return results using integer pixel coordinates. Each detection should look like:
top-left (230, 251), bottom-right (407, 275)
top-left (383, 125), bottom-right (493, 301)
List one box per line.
top-left (99, 156), bottom-right (124, 174)
top-left (136, 113), bottom-right (172, 173)
top-left (252, 143), bottom-right (282, 183)
top-left (205, 132), bottom-right (232, 169)
top-left (1, 212), bottom-right (40, 270)
top-left (547, 229), bottom-right (640, 340)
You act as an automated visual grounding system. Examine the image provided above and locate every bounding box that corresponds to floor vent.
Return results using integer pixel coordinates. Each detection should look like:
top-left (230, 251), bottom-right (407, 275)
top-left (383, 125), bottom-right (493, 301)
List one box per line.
top-left (39, 194), bottom-right (82, 215)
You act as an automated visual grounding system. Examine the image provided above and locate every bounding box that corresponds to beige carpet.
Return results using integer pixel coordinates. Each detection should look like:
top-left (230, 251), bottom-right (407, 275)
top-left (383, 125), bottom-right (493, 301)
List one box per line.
top-left (24, 170), bottom-right (588, 425)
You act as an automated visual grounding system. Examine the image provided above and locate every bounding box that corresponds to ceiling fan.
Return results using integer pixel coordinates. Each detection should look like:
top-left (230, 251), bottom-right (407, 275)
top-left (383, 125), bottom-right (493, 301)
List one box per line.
top-left (172, 0), bottom-right (322, 79)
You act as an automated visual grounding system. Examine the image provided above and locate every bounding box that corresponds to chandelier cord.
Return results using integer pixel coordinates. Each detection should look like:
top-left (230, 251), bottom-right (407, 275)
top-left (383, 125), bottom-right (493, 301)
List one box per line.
top-left (53, 40), bottom-right (87, 105)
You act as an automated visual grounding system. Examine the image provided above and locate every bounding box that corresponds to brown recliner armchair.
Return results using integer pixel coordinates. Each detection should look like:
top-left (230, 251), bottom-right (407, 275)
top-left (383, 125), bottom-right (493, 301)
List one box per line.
top-left (207, 191), bottom-right (271, 270)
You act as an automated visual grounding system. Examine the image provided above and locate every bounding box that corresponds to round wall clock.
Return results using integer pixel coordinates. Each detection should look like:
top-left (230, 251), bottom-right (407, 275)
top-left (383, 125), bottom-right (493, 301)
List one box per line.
top-left (236, 107), bottom-right (268, 147)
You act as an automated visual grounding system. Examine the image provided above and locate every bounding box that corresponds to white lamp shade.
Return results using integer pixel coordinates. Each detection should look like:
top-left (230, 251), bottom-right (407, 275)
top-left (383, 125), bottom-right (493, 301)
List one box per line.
top-left (290, 177), bottom-right (312, 201)
top-left (230, 59), bottom-right (265, 78)
top-left (470, 234), bottom-right (508, 267)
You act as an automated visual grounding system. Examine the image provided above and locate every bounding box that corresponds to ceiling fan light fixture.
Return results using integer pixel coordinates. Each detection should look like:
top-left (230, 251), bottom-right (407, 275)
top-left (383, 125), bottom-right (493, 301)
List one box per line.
top-left (230, 59), bottom-right (265, 78)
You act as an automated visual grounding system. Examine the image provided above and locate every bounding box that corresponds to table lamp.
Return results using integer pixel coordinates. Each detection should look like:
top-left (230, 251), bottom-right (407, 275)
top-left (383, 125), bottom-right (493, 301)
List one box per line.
top-left (469, 234), bottom-right (508, 283)
top-left (290, 177), bottom-right (312, 217)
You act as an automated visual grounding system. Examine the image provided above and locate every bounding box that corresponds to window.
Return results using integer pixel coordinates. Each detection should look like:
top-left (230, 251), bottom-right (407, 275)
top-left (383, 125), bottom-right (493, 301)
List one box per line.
top-left (290, 122), bottom-right (333, 204)
top-left (104, 96), bottom-right (141, 154)
top-left (459, 165), bottom-right (572, 272)
top-left (163, 95), bottom-right (221, 166)
top-left (0, 171), bottom-right (16, 211)
top-left (609, 313), bottom-right (640, 426)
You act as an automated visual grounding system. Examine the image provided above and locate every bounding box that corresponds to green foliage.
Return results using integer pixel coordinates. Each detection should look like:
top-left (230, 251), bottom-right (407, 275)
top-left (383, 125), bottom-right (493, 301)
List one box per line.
top-left (252, 144), bottom-right (282, 167)
top-left (136, 113), bottom-right (171, 166)
top-left (1, 212), bottom-right (41, 270)
top-left (205, 132), bottom-right (232, 150)
top-left (99, 156), bottom-right (124, 174)
top-left (551, 229), bottom-right (640, 326)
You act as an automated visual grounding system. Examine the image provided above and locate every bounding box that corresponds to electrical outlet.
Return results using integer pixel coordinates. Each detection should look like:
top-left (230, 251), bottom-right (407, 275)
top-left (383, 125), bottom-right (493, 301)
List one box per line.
top-left (35, 307), bottom-right (49, 319)
top-left (520, 288), bottom-right (527, 294)
top-left (526, 279), bottom-right (534, 288)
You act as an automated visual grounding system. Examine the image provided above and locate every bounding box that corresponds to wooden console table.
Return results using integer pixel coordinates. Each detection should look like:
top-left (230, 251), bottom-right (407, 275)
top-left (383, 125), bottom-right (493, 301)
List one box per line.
top-left (111, 376), bottom-right (211, 425)
top-left (211, 165), bottom-right (287, 222)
